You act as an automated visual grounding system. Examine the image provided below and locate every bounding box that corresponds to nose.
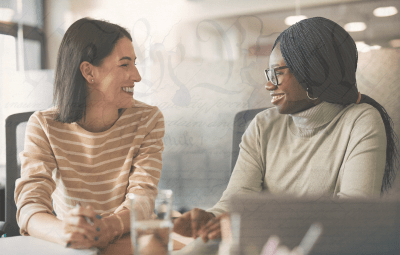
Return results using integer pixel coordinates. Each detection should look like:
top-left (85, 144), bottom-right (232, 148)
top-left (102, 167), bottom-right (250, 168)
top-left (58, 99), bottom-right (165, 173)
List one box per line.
top-left (265, 80), bottom-right (277, 91)
top-left (132, 65), bottom-right (142, 83)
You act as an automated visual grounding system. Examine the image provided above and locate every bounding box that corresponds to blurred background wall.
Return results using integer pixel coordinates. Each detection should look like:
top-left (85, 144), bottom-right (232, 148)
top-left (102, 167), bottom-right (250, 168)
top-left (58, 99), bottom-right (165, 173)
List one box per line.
top-left (1, 0), bottom-right (400, 213)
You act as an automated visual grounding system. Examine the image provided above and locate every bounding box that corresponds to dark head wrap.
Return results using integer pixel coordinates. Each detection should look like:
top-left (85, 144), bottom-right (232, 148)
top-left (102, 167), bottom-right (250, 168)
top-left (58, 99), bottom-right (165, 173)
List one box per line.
top-left (272, 17), bottom-right (398, 193)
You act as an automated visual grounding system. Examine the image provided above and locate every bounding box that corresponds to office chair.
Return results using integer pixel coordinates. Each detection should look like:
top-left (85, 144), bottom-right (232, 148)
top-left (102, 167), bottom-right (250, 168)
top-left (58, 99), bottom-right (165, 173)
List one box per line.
top-left (0, 111), bottom-right (35, 237)
top-left (231, 107), bottom-right (270, 173)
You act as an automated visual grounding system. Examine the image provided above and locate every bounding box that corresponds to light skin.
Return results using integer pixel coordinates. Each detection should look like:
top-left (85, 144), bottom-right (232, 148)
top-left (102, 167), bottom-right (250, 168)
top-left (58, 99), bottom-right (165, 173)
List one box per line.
top-left (173, 43), bottom-right (322, 242)
top-left (79, 37), bottom-right (141, 132)
top-left (26, 37), bottom-right (140, 249)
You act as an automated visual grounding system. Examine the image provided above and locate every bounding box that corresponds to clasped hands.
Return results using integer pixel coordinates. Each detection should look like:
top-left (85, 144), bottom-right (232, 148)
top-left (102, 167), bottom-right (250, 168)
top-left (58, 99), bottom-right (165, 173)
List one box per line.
top-left (61, 205), bottom-right (114, 249)
top-left (173, 208), bottom-right (226, 243)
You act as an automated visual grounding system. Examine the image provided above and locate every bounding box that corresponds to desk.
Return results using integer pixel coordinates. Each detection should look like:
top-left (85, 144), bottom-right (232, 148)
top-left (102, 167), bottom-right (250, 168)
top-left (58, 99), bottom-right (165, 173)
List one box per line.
top-left (0, 236), bottom-right (98, 255)
top-left (0, 233), bottom-right (196, 255)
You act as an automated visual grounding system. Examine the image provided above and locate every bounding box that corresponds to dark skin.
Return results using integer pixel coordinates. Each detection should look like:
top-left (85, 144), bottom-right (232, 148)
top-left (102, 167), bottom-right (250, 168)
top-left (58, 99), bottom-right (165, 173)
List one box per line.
top-left (173, 43), bottom-right (322, 242)
top-left (173, 208), bottom-right (222, 242)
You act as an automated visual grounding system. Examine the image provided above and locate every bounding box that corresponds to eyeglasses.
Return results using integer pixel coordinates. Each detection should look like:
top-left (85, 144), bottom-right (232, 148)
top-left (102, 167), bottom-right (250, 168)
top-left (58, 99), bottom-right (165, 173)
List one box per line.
top-left (265, 66), bottom-right (289, 86)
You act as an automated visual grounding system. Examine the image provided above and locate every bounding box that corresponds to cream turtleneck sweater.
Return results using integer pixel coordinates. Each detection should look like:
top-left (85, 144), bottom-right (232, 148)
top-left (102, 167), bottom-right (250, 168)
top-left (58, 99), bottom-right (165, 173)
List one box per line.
top-left (208, 102), bottom-right (387, 216)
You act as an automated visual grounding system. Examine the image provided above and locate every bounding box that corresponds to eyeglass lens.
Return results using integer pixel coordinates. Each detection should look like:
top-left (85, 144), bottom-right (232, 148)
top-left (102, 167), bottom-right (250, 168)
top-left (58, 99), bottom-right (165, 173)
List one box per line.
top-left (267, 69), bottom-right (277, 85)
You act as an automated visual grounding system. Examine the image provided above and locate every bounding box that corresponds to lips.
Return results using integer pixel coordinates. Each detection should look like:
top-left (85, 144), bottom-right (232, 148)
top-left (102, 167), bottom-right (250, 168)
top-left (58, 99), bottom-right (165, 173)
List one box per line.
top-left (270, 93), bottom-right (285, 104)
top-left (122, 86), bottom-right (134, 93)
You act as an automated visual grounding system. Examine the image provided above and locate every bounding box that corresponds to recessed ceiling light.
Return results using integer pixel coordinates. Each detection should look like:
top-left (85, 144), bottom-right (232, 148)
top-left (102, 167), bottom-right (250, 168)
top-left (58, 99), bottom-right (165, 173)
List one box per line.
top-left (355, 41), bottom-right (370, 52)
top-left (373, 6), bottom-right (398, 17)
top-left (344, 22), bottom-right (367, 32)
top-left (369, 45), bottom-right (381, 50)
top-left (355, 42), bottom-right (381, 52)
top-left (389, 39), bottom-right (400, 48)
top-left (285, 15), bottom-right (307, 26)
top-left (0, 8), bottom-right (14, 22)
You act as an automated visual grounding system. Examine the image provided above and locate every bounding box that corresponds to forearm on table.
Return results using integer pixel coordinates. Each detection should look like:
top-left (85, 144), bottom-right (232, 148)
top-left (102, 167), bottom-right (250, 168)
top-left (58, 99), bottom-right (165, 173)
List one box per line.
top-left (26, 212), bottom-right (64, 245)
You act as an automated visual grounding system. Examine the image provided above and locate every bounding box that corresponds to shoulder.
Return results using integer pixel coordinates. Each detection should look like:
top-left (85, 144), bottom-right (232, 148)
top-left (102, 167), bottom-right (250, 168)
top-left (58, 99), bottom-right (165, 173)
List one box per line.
top-left (253, 107), bottom-right (286, 129)
top-left (127, 100), bottom-right (163, 117)
top-left (341, 103), bottom-right (383, 127)
top-left (125, 100), bottom-right (164, 130)
top-left (28, 107), bottom-right (57, 127)
top-left (339, 103), bottom-right (386, 143)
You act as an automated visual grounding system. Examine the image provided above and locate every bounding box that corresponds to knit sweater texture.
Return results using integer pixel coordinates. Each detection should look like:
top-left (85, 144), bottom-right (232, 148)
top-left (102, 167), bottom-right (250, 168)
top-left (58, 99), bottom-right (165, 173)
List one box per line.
top-left (14, 100), bottom-right (165, 235)
top-left (208, 102), bottom-right (386, 216)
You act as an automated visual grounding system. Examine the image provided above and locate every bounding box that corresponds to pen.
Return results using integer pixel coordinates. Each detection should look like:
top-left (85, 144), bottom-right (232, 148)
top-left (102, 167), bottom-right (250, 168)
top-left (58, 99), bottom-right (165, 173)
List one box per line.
top-left (298, 222), bottom-right (323, 255)
top-left (260, 223), bottom-right (323, 255)
top-left (66, 204), bottom-right (95, 248)
top-left (76, 203), bottom-right (94, 226)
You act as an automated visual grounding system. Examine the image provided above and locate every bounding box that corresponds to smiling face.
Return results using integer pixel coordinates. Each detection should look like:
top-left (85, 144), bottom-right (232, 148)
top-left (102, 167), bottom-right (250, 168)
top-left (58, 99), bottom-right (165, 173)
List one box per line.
top-left (265, 43), bottom-right (321, 114)
top-left (89, 37), bottom-right (141, 109)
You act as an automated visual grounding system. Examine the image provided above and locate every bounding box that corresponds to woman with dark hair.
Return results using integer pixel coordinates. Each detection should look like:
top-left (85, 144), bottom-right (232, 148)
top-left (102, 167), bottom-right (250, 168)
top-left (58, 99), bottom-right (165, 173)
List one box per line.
top-left (174, 17), bottom-right (398, 243)
top-left (14, 18), bottom-right (165, 249)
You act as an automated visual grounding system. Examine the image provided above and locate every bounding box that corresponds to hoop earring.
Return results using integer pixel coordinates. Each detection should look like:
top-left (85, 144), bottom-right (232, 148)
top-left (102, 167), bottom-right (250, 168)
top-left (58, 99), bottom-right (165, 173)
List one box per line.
top-left (306, 90), bottom-right (318, 100)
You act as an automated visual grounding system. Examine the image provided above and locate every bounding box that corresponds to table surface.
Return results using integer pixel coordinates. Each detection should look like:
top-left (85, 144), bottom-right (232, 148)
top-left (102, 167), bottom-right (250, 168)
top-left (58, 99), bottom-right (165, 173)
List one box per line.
top-left (0, 233), bottom-right (197, 255)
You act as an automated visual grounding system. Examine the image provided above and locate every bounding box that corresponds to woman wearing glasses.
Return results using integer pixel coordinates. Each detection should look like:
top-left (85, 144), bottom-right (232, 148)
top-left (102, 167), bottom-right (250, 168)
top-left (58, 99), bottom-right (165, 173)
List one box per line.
top-left (174, 17), bottom-right (398, 243)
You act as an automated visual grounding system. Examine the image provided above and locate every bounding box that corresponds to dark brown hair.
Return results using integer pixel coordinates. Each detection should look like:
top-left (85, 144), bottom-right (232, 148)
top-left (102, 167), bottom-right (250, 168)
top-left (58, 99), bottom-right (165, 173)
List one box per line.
top-left (53, 18), bottom-right (132, 123)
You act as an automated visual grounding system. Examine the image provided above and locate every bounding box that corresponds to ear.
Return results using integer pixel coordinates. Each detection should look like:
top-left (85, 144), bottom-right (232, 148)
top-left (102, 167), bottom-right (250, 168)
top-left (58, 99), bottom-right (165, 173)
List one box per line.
top-left (80, 61), bottom-right (95, 84)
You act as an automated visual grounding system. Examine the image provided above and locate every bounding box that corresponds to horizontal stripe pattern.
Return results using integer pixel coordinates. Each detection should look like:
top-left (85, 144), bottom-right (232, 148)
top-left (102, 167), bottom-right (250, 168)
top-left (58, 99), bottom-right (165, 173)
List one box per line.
top-left (14, 101), bottom-right (165, 235)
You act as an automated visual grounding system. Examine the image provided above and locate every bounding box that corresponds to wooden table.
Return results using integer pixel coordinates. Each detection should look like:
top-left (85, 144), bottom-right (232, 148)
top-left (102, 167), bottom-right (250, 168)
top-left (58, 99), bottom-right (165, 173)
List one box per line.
top-left (89, 232), bottom-right (191, 255)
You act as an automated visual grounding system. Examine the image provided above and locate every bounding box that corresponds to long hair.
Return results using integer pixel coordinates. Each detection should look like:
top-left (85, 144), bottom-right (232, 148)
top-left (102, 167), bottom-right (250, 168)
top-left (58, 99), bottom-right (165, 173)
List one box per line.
top-left (272, 17), bottom-right (398, 193)
top-left (53, 18), bottom-right (132, 123)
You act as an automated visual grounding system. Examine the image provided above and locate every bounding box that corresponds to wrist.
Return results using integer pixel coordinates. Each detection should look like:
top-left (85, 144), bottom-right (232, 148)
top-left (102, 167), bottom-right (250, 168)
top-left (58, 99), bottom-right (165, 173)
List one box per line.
top-left (103, 214), bottom-right (124, 242)
top-left (208, 212), bottom-right (216, 218)
top-left (101, 218), bottom-right (113, 244)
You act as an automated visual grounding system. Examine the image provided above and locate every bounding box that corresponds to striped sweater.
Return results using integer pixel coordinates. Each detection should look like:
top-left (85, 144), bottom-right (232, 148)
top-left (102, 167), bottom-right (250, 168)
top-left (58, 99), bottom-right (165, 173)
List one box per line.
top-left (14, 100), bottom-right (165, 235)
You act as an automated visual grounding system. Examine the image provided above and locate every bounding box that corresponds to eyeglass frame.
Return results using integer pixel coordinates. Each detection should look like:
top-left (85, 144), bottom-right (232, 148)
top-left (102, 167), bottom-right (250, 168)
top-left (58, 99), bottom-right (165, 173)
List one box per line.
top-left (264, 66), bottom-right (289, 86)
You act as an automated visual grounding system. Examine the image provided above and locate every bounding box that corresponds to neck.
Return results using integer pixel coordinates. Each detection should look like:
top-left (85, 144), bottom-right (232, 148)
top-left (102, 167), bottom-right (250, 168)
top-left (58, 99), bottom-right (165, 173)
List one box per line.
top-left (79, 102), bottom-right (120, 132)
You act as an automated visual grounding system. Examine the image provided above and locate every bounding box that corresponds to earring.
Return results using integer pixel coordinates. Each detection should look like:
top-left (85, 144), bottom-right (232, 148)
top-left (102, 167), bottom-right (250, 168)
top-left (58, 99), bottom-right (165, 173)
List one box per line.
top-left (91, 79), bottom-right (94, 82)
top-left (306, 87), bottom-right (318, 100)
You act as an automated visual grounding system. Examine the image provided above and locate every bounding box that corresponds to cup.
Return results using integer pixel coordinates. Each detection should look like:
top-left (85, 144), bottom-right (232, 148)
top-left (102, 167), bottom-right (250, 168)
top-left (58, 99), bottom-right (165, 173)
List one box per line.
top-left (130, 190), bottom-right (173, 255)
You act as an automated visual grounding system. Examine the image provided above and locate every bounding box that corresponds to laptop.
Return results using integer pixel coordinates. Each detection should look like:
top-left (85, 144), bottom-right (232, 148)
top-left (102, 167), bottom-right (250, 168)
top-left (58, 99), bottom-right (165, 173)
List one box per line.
top-left (228, 194), bottom-right (400, 255)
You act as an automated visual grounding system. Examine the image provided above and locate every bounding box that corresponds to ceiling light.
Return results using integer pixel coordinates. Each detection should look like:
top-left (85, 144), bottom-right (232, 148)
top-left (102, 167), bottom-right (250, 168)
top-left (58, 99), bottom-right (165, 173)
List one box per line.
top-left (355, 41), bottom-right (370, 53)
top-left (285, 15), bottom-right (307, 26)
top-left (373, 6), bottom-right (398, 17)
top-left (369, 45), bottom-right (381, 50)
top-left (344, 22), bottom-right (367, 32)
top-left (0, 8), bottom-right (14, 22)
top-left (389, 39), bottom-right (400, 48)
top-left (355, 42), bottom-right (381, 52)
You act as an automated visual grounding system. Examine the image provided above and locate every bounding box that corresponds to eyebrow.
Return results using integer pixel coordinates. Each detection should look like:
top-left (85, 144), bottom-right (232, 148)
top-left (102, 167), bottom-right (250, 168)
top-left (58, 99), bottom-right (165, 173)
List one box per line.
top-left (270, 64), bottom-right (280, 68)
top-left (119, 56), bottom-right (137, 61)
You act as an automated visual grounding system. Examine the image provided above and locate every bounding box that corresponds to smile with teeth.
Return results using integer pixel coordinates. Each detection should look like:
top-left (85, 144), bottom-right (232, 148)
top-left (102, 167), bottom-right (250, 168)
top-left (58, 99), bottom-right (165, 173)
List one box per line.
top-left (271, 94), bottom-right (285, 103)
top-left (122, 87), bottom-right (134, 93)
top-left (273, 95), bottom-right (284, 100)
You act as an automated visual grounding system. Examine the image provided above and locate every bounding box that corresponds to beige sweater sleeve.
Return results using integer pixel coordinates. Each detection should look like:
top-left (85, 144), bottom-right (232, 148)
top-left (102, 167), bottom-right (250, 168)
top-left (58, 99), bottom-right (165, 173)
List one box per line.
top-left (207, 116), bottom-right (264, 217)
top-left (14, 112), bottom-right (57, 235)
top-left (115, 107), bottom-right (165, 219)
top-left (335, 105), bottom-right (386, 198)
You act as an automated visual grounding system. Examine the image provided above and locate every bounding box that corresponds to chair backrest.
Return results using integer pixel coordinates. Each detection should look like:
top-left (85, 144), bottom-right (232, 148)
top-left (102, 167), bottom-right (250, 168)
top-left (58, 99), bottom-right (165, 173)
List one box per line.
top-left (3, 111), bottom-right (35, 237)
top-left (231, 107), bottom-right (270, 173)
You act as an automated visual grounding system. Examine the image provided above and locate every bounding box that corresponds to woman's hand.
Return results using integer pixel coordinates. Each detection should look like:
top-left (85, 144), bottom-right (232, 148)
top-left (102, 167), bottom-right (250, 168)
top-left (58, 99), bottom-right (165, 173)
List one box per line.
top-left (62, 205), bottom-right (98, 249)
top-left (173, 208), bottom-right (215, 239)
top-left (261, 236), bottom-right (304, 255)
top-left (92, 214), bottom-right (116, 249)
top-left (62, 205), bottom-right (114, 249)
top-left (197, 212), bottom-right (229, 242)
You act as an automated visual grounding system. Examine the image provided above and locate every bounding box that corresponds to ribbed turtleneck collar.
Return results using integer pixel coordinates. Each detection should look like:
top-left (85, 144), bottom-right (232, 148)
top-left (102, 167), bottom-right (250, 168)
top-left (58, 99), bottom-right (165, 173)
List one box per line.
top-left (289, 101), bottom-right (345, 131)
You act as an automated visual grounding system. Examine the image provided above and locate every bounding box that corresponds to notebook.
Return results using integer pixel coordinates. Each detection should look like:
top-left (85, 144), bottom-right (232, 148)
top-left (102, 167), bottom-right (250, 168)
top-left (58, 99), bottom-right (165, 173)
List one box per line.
top-left (228, 194), bottom-right (400, 255)
top-left (0, 236), bottom-right (99, 255)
